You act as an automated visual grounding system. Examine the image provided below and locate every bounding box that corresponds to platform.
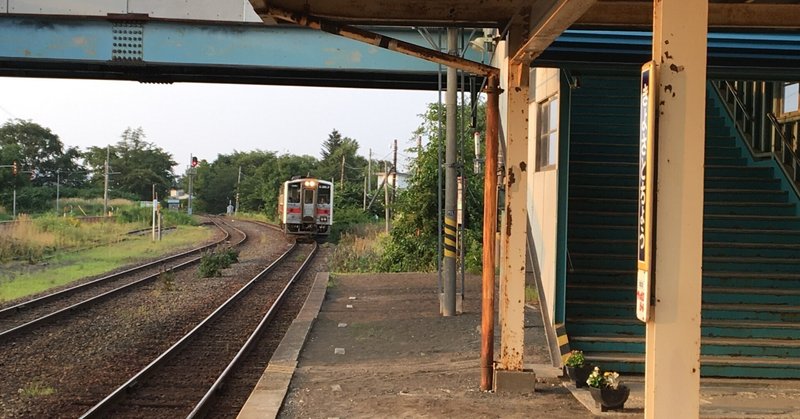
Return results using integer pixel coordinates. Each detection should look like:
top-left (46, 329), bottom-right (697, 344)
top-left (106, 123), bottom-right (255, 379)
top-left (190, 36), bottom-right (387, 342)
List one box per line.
top-left (239, 272), bottom-right (800, 418)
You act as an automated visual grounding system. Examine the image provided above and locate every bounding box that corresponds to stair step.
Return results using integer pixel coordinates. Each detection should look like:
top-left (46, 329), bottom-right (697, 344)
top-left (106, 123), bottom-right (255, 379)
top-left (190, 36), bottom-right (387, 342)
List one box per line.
top-left (706, 165), bottom-right (774, 177)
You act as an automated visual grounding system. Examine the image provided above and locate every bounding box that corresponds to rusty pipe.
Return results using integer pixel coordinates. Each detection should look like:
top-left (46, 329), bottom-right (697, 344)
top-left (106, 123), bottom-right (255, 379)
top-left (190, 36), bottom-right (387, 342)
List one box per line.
top-left (256, 4), bottom-right (499, 77)
top-left (481, 74), bottom-right (501, 391)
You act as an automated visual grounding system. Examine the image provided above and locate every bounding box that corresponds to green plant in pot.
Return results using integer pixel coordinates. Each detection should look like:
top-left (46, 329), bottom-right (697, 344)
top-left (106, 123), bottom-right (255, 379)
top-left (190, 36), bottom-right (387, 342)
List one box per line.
top-left (564, 350), bottom-right (593, 388)
top-left (586, 367), bottom-right (630, 412)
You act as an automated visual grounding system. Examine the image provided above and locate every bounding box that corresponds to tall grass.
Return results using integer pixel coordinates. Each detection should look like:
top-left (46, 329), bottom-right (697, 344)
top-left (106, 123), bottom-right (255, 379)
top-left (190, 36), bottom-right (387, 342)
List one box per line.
top-left (59, 197), bottom-right (136, 216)
top-left (330, 223), bottom-right (386, 272)
top-left (0, 214), bottom-right (139, 263)
top-left (0, 225), bottom-right (213, 302)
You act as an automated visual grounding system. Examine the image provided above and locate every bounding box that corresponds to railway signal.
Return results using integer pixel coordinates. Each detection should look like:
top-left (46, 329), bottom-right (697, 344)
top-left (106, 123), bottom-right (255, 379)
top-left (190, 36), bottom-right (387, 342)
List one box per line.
top-left (12, 160), bottom-right (17, 176)
top-left (191, 156), bottom-right (198, 167)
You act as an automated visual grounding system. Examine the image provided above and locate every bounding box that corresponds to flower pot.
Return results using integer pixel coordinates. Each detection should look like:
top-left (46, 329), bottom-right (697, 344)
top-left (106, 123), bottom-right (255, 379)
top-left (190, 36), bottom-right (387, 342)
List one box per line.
top-left (588, 385), bottom-right (630, 412)
top-left (565, 364), bottom-right (593, 388)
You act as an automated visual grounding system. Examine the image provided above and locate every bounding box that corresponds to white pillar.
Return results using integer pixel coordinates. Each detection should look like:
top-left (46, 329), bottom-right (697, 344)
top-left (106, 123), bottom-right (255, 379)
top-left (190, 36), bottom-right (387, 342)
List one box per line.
top-left (646, 1), bottom-right (708, 418)
top-left (498, 26), bottom-right (529, 371)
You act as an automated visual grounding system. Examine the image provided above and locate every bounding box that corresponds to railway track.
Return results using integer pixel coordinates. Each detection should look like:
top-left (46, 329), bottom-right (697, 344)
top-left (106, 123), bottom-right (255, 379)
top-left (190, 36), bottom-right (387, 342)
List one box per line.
top-left (0, 217), bottom-right (246, 339)
top-left (80, 239), bottom-right (318, 418)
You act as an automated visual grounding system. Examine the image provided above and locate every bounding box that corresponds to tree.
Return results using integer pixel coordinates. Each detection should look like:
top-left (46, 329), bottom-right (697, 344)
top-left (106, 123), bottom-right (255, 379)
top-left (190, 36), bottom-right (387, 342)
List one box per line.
top-left (380, 100), bottom-right (487, 272)
top-left (0, 119), bottom-right (84, 187)
top-left (0, 120), bottom-right (86, 212)
top-left (317, 129), bottom-right (367, 208)
top-left (83, 127), bottom-right (176, 201)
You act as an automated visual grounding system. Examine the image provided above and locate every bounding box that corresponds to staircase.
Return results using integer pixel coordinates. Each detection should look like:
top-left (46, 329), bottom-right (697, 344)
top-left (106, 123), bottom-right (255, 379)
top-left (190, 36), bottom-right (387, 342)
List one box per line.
top-left (565, 76), bottom-right (800, 378)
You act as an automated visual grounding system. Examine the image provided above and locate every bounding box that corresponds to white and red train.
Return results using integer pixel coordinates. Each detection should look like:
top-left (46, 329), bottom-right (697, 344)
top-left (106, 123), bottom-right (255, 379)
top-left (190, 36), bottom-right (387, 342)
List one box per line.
top-left (277, 177), bottom-right (333, 237)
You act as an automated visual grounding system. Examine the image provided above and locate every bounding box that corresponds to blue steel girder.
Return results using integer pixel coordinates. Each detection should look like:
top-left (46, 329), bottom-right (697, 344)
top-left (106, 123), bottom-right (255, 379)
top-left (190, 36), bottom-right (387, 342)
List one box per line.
top-left (0, 16), bottom-right (485, 89)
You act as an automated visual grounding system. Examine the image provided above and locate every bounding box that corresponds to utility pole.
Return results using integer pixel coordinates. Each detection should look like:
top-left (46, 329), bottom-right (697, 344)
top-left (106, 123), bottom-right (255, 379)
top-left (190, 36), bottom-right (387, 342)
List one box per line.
top-left (12, 187), bottom-right (16, 219)
top-left (363, 175), bottom-right (367, 210)
top-left (103, 146), bottom-right (110, 216)
top-left (392, 139), bottom-right (398, 205)
top-left (56, 169), bottom-right (60, 214)
top-left (384, 161), bottom-right (390, 233)
top-left (340, 154), bottom-right (346, 187)
top-left (368, 148), bottom-right (372, 191)
top-left (441, 28), bottom-right (458, 316)
top-left (235, 165), bottom-right (242, 215)
top-left (188, 154), bottom-right (194, 216)
top-left (152, 184), bottom-right (157, 241)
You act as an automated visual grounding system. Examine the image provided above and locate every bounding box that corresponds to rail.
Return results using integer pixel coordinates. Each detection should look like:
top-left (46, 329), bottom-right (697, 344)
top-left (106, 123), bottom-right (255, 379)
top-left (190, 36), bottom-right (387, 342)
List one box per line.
top-left (0, 218), bottom-right (244, 339)
top-left (80, 238), bottom-right (314, 418)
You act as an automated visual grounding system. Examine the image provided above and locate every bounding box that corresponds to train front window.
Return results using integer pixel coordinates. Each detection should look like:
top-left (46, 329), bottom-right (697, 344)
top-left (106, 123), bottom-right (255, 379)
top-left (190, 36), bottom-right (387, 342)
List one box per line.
top-left (304, 189), bottom-right (315, 204)
top-left (317, 187), bottom-right (331, 205)
top-left (288, 184), bottom-right (301, 203)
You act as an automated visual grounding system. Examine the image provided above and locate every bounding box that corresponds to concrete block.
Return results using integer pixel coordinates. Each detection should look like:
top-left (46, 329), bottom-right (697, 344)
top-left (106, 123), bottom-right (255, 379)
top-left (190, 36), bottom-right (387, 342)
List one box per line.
top-left (438, 293), bottom-right (464, 315)
top-left (493, 369), bottom-right (536, 394)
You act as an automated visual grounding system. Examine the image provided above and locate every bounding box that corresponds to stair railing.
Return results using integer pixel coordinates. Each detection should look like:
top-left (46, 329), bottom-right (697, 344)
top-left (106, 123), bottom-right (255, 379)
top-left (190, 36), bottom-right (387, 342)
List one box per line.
top-left (712, 80), bottom-right (772, 158)
top-left (766, 112), bottom-right (800, 194)
top-left (714, 80), bottom-right (800, 195)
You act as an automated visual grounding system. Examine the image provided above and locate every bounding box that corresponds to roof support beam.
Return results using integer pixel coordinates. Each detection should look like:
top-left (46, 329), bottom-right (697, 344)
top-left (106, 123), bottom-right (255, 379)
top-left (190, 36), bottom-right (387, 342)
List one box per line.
top-left (252, 3), bottom-right (499, 77)
top-left (510, 0), bottom-right (596, 65)
top-left (579, 1), bottom-right (800, 29)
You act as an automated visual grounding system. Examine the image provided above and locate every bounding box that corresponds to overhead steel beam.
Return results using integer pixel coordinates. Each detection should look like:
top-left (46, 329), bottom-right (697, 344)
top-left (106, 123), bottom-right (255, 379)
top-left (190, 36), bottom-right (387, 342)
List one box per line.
top-left (0, 16), bottom-right (482, 89)
top-left (252, 3), bottom-right (499, 77)
top-left (249, 0), bottom-right (528, 27)
top-left (579, 1), bottom-right (800, 29)
top-left (510, 0), bottom-right (595, 65)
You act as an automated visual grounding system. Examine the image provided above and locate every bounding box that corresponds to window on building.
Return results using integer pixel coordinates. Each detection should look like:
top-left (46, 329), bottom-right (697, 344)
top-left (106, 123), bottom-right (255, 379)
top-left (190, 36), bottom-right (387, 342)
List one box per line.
top-left (537, 96), bottom-right (559, 171)
top-left (783, 83), bottom-right (799, 115)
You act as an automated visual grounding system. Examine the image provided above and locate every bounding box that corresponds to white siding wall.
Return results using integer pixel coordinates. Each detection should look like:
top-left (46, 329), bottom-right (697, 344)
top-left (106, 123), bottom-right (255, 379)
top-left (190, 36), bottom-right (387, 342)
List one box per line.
top-left (531, 67), bottom-right (561, 325)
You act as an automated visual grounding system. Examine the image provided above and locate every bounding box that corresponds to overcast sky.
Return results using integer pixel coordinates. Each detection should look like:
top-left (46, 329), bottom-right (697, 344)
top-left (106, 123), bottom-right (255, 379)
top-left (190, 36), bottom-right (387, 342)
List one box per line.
top-left (0, 77), bottom-right (438, 173)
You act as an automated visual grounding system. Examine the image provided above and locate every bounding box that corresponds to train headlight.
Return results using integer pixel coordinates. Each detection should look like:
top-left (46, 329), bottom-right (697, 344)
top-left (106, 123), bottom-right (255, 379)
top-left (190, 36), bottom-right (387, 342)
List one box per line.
top-left (319, 216), bottom-right (328, 223)
top-left (304, 180), bottom-right (317, 187)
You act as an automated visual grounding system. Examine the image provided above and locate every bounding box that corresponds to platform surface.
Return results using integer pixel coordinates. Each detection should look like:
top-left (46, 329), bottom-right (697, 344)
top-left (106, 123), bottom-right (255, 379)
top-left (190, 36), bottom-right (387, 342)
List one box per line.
top-left (242, 272), bottom-right (800, 418)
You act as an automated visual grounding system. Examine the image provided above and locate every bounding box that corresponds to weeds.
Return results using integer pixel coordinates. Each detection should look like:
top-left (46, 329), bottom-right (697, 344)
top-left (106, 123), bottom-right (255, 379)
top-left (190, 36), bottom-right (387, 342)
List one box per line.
top-left (160, 268), bottom-right (176, 292)
top-left (329, 223), bottom-right (385, 273)
top-left (18, 382), bottom-right (55, 398)
top-left (525, 284), bottom-right (539, 304)
top-left (198, 246), bottom-right (239, 278)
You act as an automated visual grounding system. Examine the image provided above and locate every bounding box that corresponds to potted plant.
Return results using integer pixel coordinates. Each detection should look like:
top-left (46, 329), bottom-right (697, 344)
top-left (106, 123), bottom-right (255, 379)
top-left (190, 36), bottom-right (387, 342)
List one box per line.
top-left (586, 367), bottom-right (630, 412)
top-left (564, 350), bottom-right (593, 388)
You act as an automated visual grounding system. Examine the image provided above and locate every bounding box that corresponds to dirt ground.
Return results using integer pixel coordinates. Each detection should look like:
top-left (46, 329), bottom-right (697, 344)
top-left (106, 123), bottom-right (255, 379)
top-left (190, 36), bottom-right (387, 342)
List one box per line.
top-left (279, 273), bottom-right (592, 419)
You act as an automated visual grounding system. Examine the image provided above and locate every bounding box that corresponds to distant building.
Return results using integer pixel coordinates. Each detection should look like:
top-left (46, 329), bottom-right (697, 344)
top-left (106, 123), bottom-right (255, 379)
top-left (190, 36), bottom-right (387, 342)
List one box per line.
top-left (376, 172), bottom-right (409, 189)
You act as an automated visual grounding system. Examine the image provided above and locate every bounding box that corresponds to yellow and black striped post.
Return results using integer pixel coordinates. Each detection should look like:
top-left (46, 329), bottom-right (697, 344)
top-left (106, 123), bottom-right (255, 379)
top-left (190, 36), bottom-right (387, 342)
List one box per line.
top-left (556, 323), bottom-right (571, 366)
top-left (444, 216), bottom-right (457, 259)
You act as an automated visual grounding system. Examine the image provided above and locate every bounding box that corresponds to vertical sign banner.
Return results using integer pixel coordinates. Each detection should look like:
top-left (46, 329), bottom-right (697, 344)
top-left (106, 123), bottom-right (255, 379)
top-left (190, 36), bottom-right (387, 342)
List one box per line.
top-left (637, 61), bottom-right (656, 322)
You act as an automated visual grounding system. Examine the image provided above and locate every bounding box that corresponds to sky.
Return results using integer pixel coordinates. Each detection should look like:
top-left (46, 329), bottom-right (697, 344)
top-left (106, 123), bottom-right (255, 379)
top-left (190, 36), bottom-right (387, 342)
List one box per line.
top-left (0, 77), bottom-right (439, 173)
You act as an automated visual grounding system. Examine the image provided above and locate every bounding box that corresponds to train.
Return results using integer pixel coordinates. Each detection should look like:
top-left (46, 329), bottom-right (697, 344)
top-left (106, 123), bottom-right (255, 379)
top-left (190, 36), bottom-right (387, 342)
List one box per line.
top-left (277, 176), bottom-right (333, 237)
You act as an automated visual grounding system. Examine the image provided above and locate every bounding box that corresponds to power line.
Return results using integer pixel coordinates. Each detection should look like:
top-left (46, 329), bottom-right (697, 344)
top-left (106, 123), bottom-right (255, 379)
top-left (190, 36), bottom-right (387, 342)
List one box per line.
top-left (0, 104), bottom-right (17, 120)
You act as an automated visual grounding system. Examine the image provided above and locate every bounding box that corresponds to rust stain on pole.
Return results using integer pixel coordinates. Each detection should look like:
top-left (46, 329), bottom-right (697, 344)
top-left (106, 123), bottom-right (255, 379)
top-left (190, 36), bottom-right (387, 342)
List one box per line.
top-left (481, 74), bottom-right (501, 391)
top-left (258, 4), bottom-right (499, 77)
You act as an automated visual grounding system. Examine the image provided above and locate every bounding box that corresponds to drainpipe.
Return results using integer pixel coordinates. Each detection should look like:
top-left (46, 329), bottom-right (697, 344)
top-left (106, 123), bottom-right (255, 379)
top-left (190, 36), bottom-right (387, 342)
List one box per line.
top-left (481, 74), bottom-right (501, 391)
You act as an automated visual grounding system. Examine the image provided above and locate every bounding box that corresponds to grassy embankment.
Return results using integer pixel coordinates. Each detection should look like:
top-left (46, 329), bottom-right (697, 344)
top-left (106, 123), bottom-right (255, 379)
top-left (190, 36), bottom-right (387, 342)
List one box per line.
top-left (0, 213), bottom-right (212, 302)
top-left (329, 223), bottom-right (386, 272)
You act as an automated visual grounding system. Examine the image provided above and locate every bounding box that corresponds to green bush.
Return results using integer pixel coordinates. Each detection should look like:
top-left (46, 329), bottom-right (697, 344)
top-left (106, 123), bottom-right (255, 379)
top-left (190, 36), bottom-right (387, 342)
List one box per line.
top-left (330, 223), bottom-right (385, 272)
top-left (198, 246), bottom-right (239, 277)
top-left (329, 206), bottom-right (372, 243)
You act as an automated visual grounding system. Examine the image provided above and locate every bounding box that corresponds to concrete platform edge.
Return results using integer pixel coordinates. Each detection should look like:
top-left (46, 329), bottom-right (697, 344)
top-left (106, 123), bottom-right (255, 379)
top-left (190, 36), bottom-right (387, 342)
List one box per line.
top-left (237, 272), bottom-right (329, 419)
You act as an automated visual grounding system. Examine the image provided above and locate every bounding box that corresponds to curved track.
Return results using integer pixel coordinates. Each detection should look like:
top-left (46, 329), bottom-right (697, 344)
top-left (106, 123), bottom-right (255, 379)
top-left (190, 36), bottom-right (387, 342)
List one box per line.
top-left (81, 239), bottom-right (317, 418)
top-left (0, 217), bottom-right (246, 339)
